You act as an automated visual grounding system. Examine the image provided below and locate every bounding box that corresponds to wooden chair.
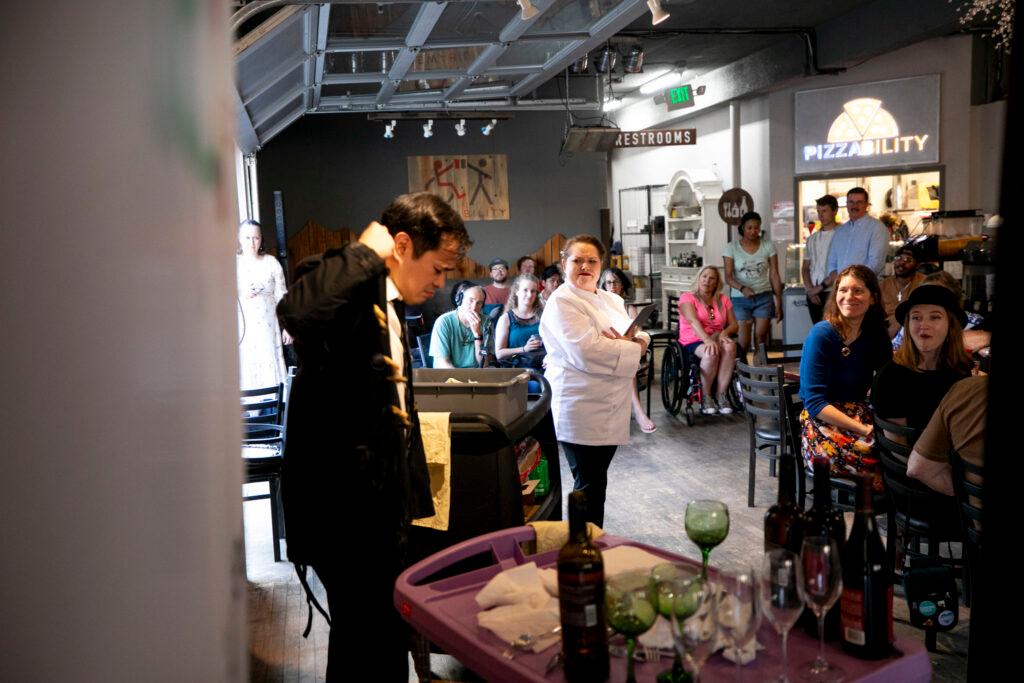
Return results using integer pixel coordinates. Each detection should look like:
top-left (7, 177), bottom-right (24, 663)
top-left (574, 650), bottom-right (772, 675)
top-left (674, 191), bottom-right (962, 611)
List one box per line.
top-left (242, 383), bottom-right (287, 562)
top-left (735, 361), bottom-right (787, 507)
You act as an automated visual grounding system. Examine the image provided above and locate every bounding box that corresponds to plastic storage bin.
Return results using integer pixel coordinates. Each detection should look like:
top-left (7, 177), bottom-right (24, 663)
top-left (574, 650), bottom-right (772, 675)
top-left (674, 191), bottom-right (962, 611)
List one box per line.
top-left (413, 368), bottom-right (530, 426)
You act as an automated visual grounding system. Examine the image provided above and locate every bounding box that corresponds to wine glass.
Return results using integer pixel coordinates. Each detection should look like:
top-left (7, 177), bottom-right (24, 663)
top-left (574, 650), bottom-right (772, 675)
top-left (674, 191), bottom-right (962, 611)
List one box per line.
top-left (650, 563), bottom-right (702, 683)
top-left (667, 576), bottom-right (717, 683)
top-left (797, 537), bottom-right (845, 682)
top-left (718, 570), bottom-right (762, 682)
top-left (759, 549), bottom-right (803, 683)
top-left (685, 500), bottom-right (730, 578)
top-left (606, 570), bottom-right (659, 683)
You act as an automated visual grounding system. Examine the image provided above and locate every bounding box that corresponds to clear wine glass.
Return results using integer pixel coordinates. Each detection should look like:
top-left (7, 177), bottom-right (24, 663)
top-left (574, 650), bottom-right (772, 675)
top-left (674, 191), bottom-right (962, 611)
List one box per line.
top-left (797, 536), bottom-right (845, 682)
top-left (685, 500), bottom-right (730, 578)
top-left (606, 570), bottom-right (659, 683)
top-left (760, 549), bottom-right (803, 683)
top-left (666, 576), bottom-right (717, 683)
top-left (718, 570), bottom-right (762, 682)
top-left (650, 563), bottom-right (702, 683)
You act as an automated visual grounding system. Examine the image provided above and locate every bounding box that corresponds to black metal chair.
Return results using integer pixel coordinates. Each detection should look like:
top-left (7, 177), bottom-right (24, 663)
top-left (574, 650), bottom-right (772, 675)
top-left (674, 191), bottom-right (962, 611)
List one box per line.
top-left (781, 382), bottom-right (811, 508)
top-left (416, 333), bottom-right (433, 369)
top-left (950, 450), bottom-right (983, 607)
top-left (735, 361), bottom-right (787, 506)
top-left (242, 383), bottom-right (286, 562)
top-left (874, 416), bottom-right (963, 579)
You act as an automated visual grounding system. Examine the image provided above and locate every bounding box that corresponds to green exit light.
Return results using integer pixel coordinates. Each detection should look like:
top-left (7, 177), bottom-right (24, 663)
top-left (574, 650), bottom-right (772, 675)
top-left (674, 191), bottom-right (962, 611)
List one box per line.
top-left (664, 84), bottom-right (696, 111)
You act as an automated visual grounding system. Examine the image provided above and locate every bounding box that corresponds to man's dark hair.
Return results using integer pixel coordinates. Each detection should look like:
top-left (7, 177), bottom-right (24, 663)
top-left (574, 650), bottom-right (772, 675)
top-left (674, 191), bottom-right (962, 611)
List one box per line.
top-left (816, 194), bottom-right (839, 211)
top-left (847, 187), bottom-right (869, 203)
top-left (516, 255), bottom-right (535, 271)
top-left (379, 192), bottom-right (471, 257)
top-left (541, 264), bottom-right (562, 281)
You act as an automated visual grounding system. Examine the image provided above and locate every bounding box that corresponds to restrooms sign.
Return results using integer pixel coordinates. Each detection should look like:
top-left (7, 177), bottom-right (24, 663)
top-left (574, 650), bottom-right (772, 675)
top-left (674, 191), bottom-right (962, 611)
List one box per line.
top-left (794, 75), bottom-right (940, 175)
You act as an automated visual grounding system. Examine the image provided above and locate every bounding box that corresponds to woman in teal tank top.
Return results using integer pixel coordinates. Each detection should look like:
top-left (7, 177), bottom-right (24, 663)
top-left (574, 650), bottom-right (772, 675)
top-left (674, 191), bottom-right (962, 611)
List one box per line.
top-left (495, 274), bottom-right (545, 368)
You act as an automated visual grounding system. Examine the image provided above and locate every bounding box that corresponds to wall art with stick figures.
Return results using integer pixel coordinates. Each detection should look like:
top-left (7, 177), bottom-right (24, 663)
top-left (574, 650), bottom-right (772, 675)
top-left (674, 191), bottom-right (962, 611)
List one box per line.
top-left (407, 154), bottom-right (509, 220)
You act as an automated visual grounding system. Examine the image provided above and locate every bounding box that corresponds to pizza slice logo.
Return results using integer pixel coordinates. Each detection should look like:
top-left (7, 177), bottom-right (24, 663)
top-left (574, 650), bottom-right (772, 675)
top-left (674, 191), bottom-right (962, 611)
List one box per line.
top-left (827, 98), bottom-right (899, 142)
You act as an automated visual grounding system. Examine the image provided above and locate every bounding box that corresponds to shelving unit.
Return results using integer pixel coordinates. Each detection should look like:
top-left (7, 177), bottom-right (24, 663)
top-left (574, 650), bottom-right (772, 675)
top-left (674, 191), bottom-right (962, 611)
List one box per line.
top-left (618, 184), bottom-right (667, 303)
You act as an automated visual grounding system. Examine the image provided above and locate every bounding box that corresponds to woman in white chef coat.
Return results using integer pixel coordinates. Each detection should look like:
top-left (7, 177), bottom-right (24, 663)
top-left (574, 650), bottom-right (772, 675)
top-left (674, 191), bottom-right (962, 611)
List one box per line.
top-left (539, 235), bottom-right (650, 527)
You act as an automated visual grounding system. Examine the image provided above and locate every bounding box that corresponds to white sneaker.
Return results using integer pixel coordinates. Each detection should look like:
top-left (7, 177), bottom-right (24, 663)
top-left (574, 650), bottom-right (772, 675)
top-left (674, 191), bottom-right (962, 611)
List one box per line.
top-left (717, 396), bottom-right (733, 415)
top-left (701, 403), bottom-right (718, 415)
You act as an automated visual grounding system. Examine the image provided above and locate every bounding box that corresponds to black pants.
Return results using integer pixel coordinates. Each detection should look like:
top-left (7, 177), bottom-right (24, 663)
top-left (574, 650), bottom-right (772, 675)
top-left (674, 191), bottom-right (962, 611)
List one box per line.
top-left (312, 549), bottom-right (409, 682)
top-left (560, 442), bottom-right (618, 528)
top-left (807, 294), bottom-right (826, 324)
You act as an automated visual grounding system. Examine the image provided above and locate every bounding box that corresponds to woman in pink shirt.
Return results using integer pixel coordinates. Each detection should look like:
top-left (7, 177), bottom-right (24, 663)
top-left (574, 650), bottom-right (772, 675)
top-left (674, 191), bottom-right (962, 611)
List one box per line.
top-left (678, 265), bottom-right (739, 414)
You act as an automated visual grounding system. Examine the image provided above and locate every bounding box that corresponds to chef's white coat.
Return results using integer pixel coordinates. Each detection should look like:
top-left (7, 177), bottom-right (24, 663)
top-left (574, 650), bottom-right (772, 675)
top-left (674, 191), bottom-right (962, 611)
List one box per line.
top-left (539, 283), bottom-right (650, 446)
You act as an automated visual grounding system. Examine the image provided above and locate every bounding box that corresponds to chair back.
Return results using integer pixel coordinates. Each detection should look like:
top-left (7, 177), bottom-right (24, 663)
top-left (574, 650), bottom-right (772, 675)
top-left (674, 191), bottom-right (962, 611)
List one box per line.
top-left (417, 333), bottom-right (433, 369)
top-left (950, 450), bottom-right (983, 549)
top-left (755, 342), bottom-right (803, 366)
top-left (875, 414), bottom-right (959, 525)
top-left (666, 295), bottom-right (679, 332)
top-left (736, 360), bottom-right (786, 426)
top-left (241, 384), bottom-right (284, 437)
top-left (781, 382), bottom-right (809, 505)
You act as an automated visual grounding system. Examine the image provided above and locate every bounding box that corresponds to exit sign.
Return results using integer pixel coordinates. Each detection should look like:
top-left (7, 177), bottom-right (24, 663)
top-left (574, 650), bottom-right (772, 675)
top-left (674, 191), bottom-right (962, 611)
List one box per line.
top-left (664, 84), bottom-right (694, 111)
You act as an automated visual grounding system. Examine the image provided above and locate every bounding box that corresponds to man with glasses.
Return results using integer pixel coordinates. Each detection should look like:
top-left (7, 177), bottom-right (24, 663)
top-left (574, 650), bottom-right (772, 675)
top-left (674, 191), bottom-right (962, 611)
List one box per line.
top-left (823, 187), bottom-right (890, 288)
top-left (880, 242), bottom-right (926, 337)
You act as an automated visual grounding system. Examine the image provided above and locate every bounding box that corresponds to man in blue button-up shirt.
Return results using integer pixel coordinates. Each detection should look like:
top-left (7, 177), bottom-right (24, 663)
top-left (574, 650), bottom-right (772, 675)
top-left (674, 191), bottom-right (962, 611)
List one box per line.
top-left (825, 187), bottom-right (891, 286)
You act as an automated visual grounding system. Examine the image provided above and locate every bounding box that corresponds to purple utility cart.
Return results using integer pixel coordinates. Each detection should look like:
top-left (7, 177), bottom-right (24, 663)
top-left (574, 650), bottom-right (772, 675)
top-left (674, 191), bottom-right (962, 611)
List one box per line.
top-left (395, 526), bottom-right (932, 682)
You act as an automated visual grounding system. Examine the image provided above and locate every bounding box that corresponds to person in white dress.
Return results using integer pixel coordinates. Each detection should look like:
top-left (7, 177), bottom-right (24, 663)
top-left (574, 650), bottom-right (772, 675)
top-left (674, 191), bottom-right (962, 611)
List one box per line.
top-left (539, 235), bottom-right (650, 527)
top-left (237, 220), bottom-right (292, 390)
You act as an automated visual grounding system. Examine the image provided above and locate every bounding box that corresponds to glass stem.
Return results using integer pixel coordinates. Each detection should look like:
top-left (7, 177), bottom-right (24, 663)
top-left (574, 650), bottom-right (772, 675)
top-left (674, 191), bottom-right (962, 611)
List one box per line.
top-left (781, 629), bottom-right (789, 681)
top-left (701, 548), bottom-right (711, 578)
top-left (626, 637), bottom-right (637, 683)
top-left (816, 614), bottom-right (826, 667)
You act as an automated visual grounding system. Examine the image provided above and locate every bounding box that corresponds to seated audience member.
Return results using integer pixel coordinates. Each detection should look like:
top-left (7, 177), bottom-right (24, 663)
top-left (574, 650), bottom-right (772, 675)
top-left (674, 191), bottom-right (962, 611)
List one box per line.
top-left (516, 255), bottom-right (537, 277)
top-left (540, 264), bottom-right (563, 304)
top-left (495, 274), bottom-right (545, 369)
top-left (448, 279), bottom-right (475, 311)
top-left (429, 285), bottom-right (487, 368)
top-left (483, 257), bottom-right (511, 311)
top-left (677, 265), bottom-right (739, 415)
top-left (907, 376), bottom-right (987, 497)
top-left (891, 270), bottom-right (991, 353)
top-left (600, 268), bottom-right (656, 433)
top-left (799, 265), bottom-right (893, 490)
top-left (879, 242), bottom-right (926, 338)
top-left (872, 285), bottom-right (973, 432)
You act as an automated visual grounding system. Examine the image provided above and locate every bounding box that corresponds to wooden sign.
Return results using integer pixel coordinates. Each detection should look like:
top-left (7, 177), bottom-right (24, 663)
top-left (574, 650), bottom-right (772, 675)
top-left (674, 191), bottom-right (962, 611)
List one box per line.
top-left (614, 129), bottom-right (696, 148)
top-left (407, 154), bottom-right (509, 221)
top-left (718, 187), bottom-right (754, 225)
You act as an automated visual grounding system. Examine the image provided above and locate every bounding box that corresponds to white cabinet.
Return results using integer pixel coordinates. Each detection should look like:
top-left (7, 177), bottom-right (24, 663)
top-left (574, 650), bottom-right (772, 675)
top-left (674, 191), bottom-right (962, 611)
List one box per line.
top-left (660, 170), bottom-right (727, 325)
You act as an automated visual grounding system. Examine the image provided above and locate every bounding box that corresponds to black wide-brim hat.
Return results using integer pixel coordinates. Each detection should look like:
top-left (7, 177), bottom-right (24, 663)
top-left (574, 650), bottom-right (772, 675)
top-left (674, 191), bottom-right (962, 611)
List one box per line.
top-left (894, 284), bottom-right (967, 327)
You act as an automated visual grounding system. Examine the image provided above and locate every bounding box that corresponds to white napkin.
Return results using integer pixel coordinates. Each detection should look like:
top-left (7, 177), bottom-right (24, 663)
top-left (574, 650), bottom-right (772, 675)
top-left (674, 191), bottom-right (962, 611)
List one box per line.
top-left (475, 562), bottom-right (560, 653)
top-left (715, 591), bottom-right (763, 665)
top-left (603, 545), bottom-right (669, 577)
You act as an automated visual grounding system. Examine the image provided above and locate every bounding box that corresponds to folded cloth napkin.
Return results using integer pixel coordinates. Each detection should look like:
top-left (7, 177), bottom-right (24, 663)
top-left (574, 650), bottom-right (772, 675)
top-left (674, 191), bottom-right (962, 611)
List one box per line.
top-left (412, 412), bottom-right (451, 531)
top-left (476, 562), bottom-right (561, 653)
top-left (527, 520), bottom-right (604, 553)
top-left (715, 591), bottom-right (763, 664)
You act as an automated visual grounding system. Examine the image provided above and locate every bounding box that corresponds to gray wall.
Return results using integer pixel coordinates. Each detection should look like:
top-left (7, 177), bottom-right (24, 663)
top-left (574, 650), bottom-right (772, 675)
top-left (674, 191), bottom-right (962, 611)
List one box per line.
top-left (255, 111), bottom-right (608, 264)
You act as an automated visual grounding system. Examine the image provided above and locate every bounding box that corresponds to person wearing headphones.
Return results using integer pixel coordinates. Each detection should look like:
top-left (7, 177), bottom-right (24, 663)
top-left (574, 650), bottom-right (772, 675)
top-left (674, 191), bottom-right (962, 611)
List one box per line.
top-left (429, 284), bottom-right (488, 368)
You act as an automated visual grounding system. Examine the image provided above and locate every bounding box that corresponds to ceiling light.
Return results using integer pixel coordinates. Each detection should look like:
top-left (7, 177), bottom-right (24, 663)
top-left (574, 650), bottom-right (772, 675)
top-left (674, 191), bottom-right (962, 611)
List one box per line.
top-left (647, 0), bottom-right (670, 25)
top-left (422, 119), bottom-right (433, 138)
top-left (568, 54), bottom-right (589, 74)
top-left (481, 119), bottom-right (497, 136)
top-left (454, 119), bottom-right (466, 136)
top-left (383, 120), bottom-right (396, 139)
top-left (623, 45), bottom-right (645, 74)
top-left (594, 45), bottom-right (617, 74)
top-left (603, 97), bottom-right (625, 112)
top-left (639, 69), bottom-right (680, 95)
top-left (517, 0), bottom-right (539, 20)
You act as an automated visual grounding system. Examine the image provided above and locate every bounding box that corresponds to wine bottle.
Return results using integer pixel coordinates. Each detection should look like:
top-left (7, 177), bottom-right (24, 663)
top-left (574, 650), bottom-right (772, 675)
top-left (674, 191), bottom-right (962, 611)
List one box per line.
top-left (764, 450), bottom-right (803, 553)
top-left (558, 491), bottom-right (609, 682)
top-left (800, 459), bottom-right (846, 640)
top-left (840, 474), bottom-right (894, 658)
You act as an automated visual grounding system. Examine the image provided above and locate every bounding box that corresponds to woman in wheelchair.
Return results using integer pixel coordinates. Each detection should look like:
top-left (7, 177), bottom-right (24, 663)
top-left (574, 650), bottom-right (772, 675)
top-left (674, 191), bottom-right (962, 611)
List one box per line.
top-left (494, 274), bottom-right (545, 369)
top-left (601, 268), bottom-right (657, 433)
top-left (678, 265), bottom-right (739, 415)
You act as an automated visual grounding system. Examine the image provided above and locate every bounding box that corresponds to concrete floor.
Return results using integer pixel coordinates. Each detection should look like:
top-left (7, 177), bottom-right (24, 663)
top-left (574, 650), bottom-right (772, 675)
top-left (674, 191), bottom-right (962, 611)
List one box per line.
top-left (244, 382), bottom-right (968, 681)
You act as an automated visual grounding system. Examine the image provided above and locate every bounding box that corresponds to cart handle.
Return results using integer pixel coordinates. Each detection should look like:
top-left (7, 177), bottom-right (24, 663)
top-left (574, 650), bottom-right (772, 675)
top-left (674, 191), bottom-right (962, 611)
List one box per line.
top-left (400, 526), bottom-right (539, 588)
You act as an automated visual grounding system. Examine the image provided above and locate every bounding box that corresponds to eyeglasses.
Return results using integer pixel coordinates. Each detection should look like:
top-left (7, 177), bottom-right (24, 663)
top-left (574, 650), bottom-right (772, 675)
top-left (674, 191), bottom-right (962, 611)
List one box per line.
top-left (603, 279), bottom-right (622, 289)
top-left (567, 257), bottom-right (602, 268)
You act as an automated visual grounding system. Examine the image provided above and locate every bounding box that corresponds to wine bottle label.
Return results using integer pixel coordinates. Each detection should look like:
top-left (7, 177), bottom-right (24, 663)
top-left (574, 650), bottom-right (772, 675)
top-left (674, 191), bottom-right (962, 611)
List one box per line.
top-left (840, 588), bottom-right (866, 645)
top-left (559, 569), bottom-right (604, 628)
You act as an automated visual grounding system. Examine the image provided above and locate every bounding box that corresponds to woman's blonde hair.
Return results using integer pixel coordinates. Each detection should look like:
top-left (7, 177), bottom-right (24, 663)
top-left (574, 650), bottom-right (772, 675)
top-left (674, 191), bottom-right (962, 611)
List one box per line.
top-left (504, 274), bottom-right (543, 316)
top-left (690, 265), bottom-right (723, 298)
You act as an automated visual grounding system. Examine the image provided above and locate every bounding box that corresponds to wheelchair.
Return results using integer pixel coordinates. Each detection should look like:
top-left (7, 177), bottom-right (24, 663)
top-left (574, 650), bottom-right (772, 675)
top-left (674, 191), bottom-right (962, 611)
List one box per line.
top-left (660, 340), bottom-right (743, 426)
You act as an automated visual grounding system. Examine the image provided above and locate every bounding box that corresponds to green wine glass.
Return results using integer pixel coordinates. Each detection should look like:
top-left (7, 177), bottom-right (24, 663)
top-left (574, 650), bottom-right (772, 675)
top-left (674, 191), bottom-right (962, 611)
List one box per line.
top-left (606, 570), bottom-right (659, 683)
top-left (685, 500), bottom-right (730, 578)
top-left (651, 563), bottom-right (703, 683)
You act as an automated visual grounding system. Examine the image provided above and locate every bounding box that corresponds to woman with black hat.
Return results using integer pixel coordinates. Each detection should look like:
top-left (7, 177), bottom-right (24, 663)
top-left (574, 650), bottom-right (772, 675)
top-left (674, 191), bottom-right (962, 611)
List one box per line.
top-left (872, 284), bottom-right (974, 431)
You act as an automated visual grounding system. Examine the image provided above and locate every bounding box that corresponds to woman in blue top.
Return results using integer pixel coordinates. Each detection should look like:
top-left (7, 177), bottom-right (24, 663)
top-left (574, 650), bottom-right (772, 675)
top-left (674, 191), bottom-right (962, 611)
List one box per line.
top-left (723, 211), bottom-right (783, 354)
top-left (494, 274), bottom-right (545, 369)
top-left (799, 264), bottom-right (893, 490)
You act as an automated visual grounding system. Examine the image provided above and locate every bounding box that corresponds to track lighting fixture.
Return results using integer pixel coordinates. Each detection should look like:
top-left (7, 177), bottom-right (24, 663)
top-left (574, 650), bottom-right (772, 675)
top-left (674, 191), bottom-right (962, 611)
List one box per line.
top-left (594, 45), bottom-right (617, 74)
top-left (384, 120), bottom-right (396, 139)
top-left (454, 119), bottom-right (466, 136)
top-left (568, 54), bottom-right (589, 74)
top-left (647, 0), bottom-right (670, 25)
top-left (422, 119), bottom-right (433, 138)
top-left (516, 0), bottom-right (539, 20)
top-left (623, 44), bottom-right (645, 74)
top-left (481, 119), bottom-right (497, 136)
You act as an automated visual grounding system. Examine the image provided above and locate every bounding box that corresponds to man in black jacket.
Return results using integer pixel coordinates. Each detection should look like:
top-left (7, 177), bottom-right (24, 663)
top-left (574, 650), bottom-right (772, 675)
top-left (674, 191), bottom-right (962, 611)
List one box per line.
top-left (277, 192), bottom-right (470, 681)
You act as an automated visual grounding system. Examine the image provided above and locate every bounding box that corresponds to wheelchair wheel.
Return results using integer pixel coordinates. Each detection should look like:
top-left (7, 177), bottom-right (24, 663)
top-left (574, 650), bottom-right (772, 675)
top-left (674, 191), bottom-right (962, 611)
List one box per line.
top-left (660, 343), bottom-right (685, 416)
top-left (684, 404), bottom-right (695, 427)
